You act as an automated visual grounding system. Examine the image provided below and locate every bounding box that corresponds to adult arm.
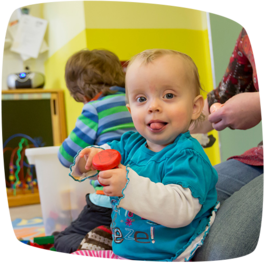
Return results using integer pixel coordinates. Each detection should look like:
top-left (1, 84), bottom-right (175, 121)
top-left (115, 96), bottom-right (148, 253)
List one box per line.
top-left (190, 28), bottom-right (259, 134)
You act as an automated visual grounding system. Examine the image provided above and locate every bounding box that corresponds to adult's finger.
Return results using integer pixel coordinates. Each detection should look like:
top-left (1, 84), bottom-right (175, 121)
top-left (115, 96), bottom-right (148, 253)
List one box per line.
top-left (208, 112), bottom-right (222, 124)
top-left (212, 120), bottom-right (228, 131)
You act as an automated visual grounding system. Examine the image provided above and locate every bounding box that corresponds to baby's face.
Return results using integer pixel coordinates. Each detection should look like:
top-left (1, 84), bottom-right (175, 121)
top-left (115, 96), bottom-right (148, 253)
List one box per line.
top-left (126, 54), bottom-right (201, 152)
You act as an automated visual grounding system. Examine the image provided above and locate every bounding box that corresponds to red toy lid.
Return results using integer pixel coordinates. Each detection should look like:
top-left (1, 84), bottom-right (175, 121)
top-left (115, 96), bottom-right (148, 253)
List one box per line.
top-left (92, 149), bottom-right (122, 171)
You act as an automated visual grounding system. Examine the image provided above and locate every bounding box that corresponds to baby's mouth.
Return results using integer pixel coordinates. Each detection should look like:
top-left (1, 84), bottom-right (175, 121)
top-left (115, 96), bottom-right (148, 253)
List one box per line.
top-left (148, 121), bottom-right (168, 130)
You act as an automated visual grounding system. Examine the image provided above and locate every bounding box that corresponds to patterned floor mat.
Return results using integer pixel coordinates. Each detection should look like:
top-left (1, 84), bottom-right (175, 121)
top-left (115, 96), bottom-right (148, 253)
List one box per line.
top-left (12, 217), bottom-right (45, 241)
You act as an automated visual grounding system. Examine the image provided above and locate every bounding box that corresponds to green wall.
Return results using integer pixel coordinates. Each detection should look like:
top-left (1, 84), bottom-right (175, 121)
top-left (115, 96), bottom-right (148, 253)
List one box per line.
top-left (209, 13), bottom-right (263, 162)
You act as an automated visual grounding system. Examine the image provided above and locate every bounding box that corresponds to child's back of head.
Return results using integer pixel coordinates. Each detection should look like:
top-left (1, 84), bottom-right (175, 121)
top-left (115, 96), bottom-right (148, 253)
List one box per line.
top-left (65, 49), bottom-right (125, 102)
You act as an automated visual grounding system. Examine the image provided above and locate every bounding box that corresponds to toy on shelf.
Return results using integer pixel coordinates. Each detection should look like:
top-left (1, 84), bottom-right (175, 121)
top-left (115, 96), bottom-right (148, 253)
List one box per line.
top-left (3, 133), bottom-right (44, 197)
top-left (92, 149), bottom-right (122, 185)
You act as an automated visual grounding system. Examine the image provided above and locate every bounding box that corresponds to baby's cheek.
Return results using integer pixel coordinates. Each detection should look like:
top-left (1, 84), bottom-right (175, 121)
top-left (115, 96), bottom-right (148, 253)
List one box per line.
top-left (171, 109), bottom-right (189, 121)
top-left (131, 112), bottom-right (142, 126)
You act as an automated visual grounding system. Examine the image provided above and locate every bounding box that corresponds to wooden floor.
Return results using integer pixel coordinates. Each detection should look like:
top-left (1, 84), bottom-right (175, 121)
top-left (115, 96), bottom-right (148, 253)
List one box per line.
top-left (9, 203), bottom-right (43, 221)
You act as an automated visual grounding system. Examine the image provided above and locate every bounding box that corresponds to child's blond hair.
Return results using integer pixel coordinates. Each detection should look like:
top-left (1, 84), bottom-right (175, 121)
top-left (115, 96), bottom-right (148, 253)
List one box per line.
top-left (65, 49), bottom-right (125, 102)
top-left (126, 49), bottom-right (205, 123)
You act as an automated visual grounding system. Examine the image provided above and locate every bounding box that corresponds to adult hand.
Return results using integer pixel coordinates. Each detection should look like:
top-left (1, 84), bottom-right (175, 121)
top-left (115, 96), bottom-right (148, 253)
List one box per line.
top-left (209, 92), bottom-right (261, 131)
top-left (98, 164), bottom-right (127, 197)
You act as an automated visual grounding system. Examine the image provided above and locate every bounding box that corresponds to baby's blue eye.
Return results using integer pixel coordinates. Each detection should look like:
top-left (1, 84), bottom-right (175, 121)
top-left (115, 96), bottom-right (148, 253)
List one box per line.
top-left (137, 97), bottom-right (146, 103)
top-left (164, 93), bottom-right (174, 99)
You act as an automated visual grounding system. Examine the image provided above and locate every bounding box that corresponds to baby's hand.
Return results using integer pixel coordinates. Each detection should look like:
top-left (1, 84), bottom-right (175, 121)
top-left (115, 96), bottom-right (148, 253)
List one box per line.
top-left (98, 164), bottom-right (127, 197)
top-left (79, 147), bottom-right (103, 171)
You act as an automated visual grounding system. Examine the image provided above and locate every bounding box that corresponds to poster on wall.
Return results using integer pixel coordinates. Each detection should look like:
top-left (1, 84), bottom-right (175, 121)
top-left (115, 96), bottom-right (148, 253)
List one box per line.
top-left (10, 14), bottom-right (48, 59)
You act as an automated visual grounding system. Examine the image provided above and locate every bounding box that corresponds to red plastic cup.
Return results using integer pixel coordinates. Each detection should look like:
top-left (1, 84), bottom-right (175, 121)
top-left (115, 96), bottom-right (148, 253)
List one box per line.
top-left (92, 149), bottom-right (122, 186)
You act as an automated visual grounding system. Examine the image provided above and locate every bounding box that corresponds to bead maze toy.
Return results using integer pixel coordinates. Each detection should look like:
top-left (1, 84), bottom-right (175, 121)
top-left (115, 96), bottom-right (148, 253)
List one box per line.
top-left (92, 149), bottom-right (122, 186)
top-left (3, 133), bottom-right (43, 204)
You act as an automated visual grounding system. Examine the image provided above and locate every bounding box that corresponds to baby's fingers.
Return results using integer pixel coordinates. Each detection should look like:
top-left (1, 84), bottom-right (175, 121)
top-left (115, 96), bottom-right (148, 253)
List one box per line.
top-left (85, 155), bottom-right (94, 170)
top-left (81, 147), bottom-right (104, 170)
top-left (79, 148), bottom-right (91, 158)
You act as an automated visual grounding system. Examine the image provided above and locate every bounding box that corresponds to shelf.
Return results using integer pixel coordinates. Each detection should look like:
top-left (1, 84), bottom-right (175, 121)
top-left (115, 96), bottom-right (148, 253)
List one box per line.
top-left (7, 188), bottom-right (40, 207)
top-left (3, 89), bottom-right (67, 208)
top-left (2, 89), bottom-right (62, 94)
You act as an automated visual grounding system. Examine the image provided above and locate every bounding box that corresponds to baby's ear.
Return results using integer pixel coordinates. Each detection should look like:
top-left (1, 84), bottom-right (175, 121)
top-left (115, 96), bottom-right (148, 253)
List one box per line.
top-left (126, 104), bottom-right (131, 114)
top-left (192, 95), bottom-right (204, 120)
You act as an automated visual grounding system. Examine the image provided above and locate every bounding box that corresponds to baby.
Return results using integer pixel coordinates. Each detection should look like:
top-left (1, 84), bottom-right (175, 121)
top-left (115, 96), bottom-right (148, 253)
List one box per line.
top-left (70, 49), bottom-right (219, 261)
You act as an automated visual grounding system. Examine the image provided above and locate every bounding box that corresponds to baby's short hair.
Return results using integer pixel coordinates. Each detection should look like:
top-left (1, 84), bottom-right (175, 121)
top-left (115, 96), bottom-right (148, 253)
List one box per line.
top-left (65, 49), bottom-right (125, 102)
top-left (126, 49), bottom-right (205, 123)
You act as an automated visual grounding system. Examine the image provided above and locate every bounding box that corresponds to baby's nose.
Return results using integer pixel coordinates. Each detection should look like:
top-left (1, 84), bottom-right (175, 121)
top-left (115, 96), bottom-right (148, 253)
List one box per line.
top-left (148, 100), bottom-right (161, 113)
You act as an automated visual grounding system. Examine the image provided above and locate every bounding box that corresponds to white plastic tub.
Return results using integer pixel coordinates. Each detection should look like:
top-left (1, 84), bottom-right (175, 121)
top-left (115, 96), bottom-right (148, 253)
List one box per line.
top-left (25, 146), bottom-right (94, 236)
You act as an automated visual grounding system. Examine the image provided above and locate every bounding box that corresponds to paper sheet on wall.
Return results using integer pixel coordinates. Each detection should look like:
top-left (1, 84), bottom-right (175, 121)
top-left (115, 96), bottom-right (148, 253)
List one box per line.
top-left (10, 15), bottom-right (48, 59)
top-left (20, 40), bottom-right (49, 61)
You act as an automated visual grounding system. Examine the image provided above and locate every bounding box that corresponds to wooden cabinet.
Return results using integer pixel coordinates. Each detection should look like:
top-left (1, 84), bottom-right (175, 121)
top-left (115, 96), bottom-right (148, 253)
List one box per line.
top-left (2, 89), bottom-right (67, 207)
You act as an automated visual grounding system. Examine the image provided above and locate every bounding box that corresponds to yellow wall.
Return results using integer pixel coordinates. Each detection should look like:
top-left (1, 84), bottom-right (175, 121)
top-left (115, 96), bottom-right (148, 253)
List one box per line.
top-left (84, 2), bottom-right (207, 30)
top-left (44, 1), bottom-right (220, 165)
top-left (43, 1), bottom-right (87, 134)
top-left (44, 30), bottom-right (87, 133)
top-left (43, 1), bottom-right (86, 57)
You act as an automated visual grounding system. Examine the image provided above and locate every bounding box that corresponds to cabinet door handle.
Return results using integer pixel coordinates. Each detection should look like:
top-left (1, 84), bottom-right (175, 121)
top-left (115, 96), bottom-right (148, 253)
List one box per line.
top-left (53, 99), bottom-right (57, 115)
